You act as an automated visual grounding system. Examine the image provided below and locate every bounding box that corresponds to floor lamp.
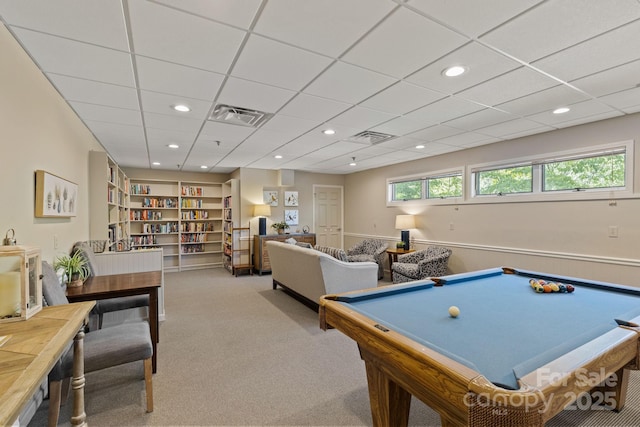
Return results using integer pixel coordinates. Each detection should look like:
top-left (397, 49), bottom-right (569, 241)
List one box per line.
top-left (395, 214), bottom-right (415, 250)
top-left (253, 205), bottom-right (271, 235)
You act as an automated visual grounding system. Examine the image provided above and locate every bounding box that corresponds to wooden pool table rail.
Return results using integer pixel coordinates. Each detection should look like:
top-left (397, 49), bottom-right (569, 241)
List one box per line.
top-left (319, 294), bottom-right (640, 427)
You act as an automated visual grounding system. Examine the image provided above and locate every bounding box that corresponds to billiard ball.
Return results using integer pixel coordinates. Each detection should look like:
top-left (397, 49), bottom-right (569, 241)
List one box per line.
top-left (448, 306), bottom-right (460, 318)
top-left (566, 284), bottom-right (575, 293)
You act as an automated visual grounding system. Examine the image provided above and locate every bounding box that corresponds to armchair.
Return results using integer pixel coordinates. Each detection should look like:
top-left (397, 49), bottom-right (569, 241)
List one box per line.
top-left (392, 246), bottom-right (452, 284)
top-left (41, 261), bottom-right (153, 426)
top-left (346, 239), bottom-right (388, 279)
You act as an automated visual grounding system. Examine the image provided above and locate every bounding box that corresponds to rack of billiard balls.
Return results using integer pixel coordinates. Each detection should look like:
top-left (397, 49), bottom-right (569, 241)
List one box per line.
top-left (529, 278), bottom-right (575, 293)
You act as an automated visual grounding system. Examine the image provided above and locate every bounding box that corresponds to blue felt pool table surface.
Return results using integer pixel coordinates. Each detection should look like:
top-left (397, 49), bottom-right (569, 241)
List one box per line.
top-left (333, 268), bottom-right (640, 390)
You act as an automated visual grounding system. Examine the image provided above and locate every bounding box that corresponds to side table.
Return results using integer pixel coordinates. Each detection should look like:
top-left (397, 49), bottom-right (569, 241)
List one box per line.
top-left (386, 247), bottom-right (416, 269)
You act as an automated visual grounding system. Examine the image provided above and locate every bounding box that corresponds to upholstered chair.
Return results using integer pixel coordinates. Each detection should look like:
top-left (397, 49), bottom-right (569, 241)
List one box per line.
top-left (41, 261), bottom-right (153, 426)
top-left (72, 241), bottom-right (149, 328)
top-left (391, 246), bottom-right (452, 284)
top-left (346, 239), bottom-right (388, 279)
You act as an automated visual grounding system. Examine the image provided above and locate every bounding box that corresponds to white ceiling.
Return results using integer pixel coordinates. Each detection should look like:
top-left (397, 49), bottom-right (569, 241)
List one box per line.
top-left (2, 0), bottom-right (639, 174)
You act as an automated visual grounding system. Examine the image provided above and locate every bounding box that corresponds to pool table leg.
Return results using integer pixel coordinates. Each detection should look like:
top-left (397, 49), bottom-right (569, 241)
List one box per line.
top-left (593, 367), bottom-right (630, 412)
top-left (364, 360), bottom-right (411, 427)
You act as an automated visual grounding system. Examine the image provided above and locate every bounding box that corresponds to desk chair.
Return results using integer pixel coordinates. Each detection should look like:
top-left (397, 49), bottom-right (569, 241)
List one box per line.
top-left (42, 261), bottom-right (153, 427)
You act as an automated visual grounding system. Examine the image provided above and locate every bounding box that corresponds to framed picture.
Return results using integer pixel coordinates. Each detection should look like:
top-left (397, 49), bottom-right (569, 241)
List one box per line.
top-left (285, 209), bottom-right (298, 226)
top-left (263, 190), bottom-right (278, 206)
top-left (35, 170), bottom-right (78, 217)
top-left (284, 191), bottom-right (299, 206)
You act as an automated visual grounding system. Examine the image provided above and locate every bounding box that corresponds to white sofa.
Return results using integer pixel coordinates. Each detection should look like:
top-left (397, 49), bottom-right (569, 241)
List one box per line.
top-left (266, 241), bottom-right (379, 308)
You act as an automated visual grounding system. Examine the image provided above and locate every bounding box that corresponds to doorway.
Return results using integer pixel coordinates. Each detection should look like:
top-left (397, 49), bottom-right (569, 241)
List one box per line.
top-left (313, 185), bottom-right (343, 248)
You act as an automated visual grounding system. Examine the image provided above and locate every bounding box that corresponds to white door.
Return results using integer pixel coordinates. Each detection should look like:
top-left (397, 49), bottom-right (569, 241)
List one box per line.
top-left (314, 185), bottom-right (343, 248)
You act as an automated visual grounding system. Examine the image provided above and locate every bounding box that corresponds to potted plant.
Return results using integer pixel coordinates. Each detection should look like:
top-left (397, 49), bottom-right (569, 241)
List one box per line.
top-left (54, 252), bottom-right (90, 288)
top-left (271, 221), bottom-right (290, 235)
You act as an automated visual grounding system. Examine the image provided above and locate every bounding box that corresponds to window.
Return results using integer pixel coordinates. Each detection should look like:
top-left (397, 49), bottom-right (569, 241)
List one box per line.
top-left (543, 151), bottom-right (625, 192)
top-left (475, 165), bottom-right (532, 196)
top-left (388, 170), bottom-right (463, 204)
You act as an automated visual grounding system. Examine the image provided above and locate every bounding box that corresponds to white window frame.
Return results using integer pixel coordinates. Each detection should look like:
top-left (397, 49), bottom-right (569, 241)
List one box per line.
top-left (387, 167), bottom-right (464, 207)
top-left (468, 140), bottom-right (634, 203)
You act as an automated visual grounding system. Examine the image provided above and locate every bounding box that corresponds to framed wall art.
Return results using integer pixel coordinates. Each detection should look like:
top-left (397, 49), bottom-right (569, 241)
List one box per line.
top-left (263, 190), bottom-right (278, 206)
top-left (284, 191), bottom-right (298, 206)
top-left (285, 209), bottom-right (298, 226)
top-left (35, 170), bottom-right (78, 217)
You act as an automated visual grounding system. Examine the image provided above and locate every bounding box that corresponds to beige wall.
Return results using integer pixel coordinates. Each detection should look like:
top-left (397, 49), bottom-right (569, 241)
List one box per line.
top-left (0, 25), bottom-right (102, 263)
top-left (345, 113), bottom-right (640, 286)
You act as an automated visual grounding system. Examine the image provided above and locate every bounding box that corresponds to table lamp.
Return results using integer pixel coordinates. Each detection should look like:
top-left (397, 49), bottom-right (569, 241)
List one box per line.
top-left (253, 204), bottom-right (271, 235)
top-left (395, 214), bottom-right (415, 250)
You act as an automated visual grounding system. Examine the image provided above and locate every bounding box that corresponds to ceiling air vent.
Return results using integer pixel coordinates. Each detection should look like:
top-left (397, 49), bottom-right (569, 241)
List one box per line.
top-left (209, 104), bottom-right (273, 128)
top-left (348, 130), bottom-right (396, 145)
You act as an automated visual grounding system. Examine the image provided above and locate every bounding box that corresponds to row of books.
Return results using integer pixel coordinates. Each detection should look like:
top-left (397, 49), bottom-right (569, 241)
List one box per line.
top-left (180, 233), bottom-right (207, 243)
top-left (181, 244), bottom-right (206, 253)
top-left (181, 222), bottom-right (214, 232)
top-left (131, 210), bottom-right (163, 221)
top-left (141, 197), bottom-right (177, 208)
top-left (181, 210), bottom-right (209, 220)
top-left (180, 185), bottom-right (204, 196)
top-left (181, 198), bottom-right (203, 208)
top-left (131, 184), bottom-right (152, 195)
top-left (141, 222), bottom-right (179, 234)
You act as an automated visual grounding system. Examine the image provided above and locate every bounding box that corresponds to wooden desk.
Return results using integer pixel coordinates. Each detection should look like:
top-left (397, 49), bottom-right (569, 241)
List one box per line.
top-left (386, 247), bottom-right (416, 269)
top-left (67, 271), bottom-right (161, 373)
top-left (0, 302), bottom-right (94, 427)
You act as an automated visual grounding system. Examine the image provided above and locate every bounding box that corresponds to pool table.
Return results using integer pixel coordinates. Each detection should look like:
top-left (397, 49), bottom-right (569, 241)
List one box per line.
top-left (319, 267), bottom-right (640, 427)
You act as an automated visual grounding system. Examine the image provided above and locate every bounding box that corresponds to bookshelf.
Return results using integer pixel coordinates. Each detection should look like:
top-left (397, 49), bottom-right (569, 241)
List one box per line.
top-left (89, 151), bottom-right (130, 250)
top-left (222, 179), bottom-right (240, 274)
top-left (129, 179), bottom-right (223, 271)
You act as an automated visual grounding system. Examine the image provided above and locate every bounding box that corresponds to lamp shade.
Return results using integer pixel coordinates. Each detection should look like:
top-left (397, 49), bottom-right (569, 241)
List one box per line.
top-left (253, 204), bottom-right (271, 217)
top-left (395, 214), bottom-right (415, 230)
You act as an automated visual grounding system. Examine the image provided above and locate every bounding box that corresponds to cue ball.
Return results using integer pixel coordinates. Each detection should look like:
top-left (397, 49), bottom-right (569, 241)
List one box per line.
top-left (448, 306), bottom-right (460, 318)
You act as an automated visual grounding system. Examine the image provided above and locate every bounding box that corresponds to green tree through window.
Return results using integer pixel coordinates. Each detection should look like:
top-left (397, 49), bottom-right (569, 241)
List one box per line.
top-left (544, 153), bottom-right (625, 191)
top-left (476, 166), bottom-right (532, 195)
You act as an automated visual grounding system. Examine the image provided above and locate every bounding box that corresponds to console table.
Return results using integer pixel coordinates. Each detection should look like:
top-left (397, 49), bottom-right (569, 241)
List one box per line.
top-left (253, 233), bottom-right (316, 275)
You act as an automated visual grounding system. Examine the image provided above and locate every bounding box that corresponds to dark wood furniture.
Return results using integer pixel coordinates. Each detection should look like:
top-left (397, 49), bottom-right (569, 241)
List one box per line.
top-left (66, 271), bottom-right (161, 373)
top-left (0, 302), bottom-right (94, 427)
top-left (253, 233), bottom-right (316, 275)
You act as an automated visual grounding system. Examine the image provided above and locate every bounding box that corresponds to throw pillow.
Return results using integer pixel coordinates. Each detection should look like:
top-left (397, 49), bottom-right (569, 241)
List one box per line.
top-left (314, 245), bottom-right (348, 262)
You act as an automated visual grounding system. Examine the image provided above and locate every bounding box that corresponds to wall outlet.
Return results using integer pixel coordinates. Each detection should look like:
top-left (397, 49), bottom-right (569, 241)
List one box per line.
top-left (449, 222), bottom-right (455, 231)
top-left (608, 226), bottom-right (618, 238)
top-left (53, 234), bottom-right (59, 249)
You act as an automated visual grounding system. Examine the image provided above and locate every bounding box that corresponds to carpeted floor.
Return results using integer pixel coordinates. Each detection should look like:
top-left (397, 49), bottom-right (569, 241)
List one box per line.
top-left (29, 268), bottom-right (640, 426)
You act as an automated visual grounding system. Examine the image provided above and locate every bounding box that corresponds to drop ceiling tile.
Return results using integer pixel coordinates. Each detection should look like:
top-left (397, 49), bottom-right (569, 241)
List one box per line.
top-left (84, 121), bottom-right (145, 144)
top-left (375, 136), bottom-right (427, 150)
top-left (145, 127), bottom-right (198, 147)
top-left (1, 0), bottom-right (129, 50)
top-left (254, 0), bottom-right (395, 57)
top-left (570, 60), bottom-right (640, 97)
top-left (143, 111), bottom-right (203, 135)
top-left (599, 87), bottom-right (640, 111)
top-left (402, 96), bottom-right (485, 128)
top-left (371, 116), bottom-right (430, 136)
top-left (342, 7), bottom-right (468, 78)
top-left (480, 0), bottom-right (640, 62)
top-left (327, 106), bottom-right (397, 131)
top-left (406, 0), bottom-right (543, 37)
top-left (456, 67), bottom-right (557, 107)
top-left (260, 115), bottom-right (320, 139)
top-left (360, 81), bottom-right (446, 115)
top-left (128, 0), bottom-right (245, 73)
top-left (435, 131), bottom-right (500, 148)
top-left (496, 85), bottom-right (589, 117)
top-left (475, 118), bottom-right (551, 138)
top-left (136, 56), bottom-right (225, 101)
top-left (406, 42), bottom-right (521, 94)
top-left (231, 34), bottom-right (333, 91)
top-left (139, 90), bottom-right (213, 120)
top-left (240, 130), bottom-right (295, 153)
top-left (303, 61), bottom-right (396, 104)
top-left (69, 102), bottom-right (142, 127)
top-left (153, 0), bottom-right (262, 28)
top-left (406, 125), bottom-right (465, 142)
top-left (217, 77), bottom-right (296, 113)
top-left (10, 28), bottom-right (134, 87)
top-left (199, 121), bottom-right (256, 144)
top-left (533, 20), bottom-right (640, 82)
top-left (47, 74), bottom-right (140, 110)
top-left (526, 99), bottom-right (620, 126)
top-left (278, 93), bottom-right (352, 122)
top-left (443, 108), bottom-right (515, 131)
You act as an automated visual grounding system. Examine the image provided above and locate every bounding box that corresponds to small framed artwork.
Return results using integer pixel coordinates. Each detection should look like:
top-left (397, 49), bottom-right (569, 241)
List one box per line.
top-left (285, 210), bottom-right (298, 226)
top-left (35, 170), bottom-right (78, 217)
top-left (263, 190), bottom-right (278, 206)
top-left (284, 191), bottom-right (299, 206)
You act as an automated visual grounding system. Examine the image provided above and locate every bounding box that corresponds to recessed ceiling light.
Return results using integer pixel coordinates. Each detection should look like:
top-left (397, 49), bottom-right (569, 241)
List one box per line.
top-left (173, 104), bottom-right (191, 112)
top-left (152, 162), bottom-right (160, 166)
top-left (322, 129), bottom-right (336, 135)
top-left (442, 65), bottom-right (467, 77)
top-left (200, 165), bottom-right (208, 169)
top-left (274, 155), bottom-right (283, 159)
top-left (416, 144), bottom-right (425, 149)
top-left (349, 157), bottom-right (356, 166)
top-left (167, 144), bottom-right (179, 149)
top-left (553, 107), bottom-right (571, 114)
